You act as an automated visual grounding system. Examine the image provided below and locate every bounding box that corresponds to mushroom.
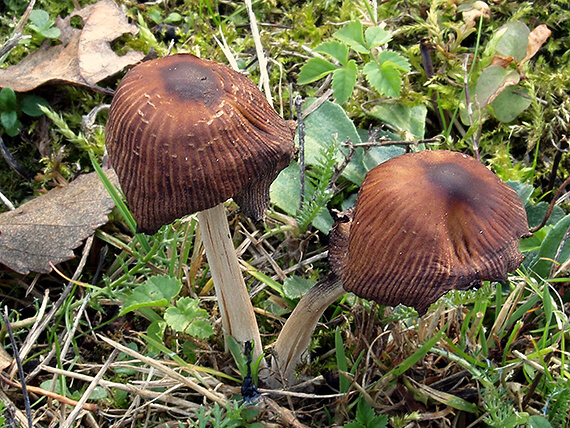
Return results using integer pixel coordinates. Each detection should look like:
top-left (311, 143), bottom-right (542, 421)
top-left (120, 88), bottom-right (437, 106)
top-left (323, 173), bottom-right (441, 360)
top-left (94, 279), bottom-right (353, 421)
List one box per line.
top-left (106, 54), bottom-right (295, 361)
top-left (271, 150), bottom-right (529, 384)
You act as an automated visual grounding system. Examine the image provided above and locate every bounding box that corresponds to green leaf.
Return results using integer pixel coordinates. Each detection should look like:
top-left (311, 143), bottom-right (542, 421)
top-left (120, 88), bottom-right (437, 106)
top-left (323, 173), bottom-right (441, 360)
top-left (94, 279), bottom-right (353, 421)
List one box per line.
top-left (164, 297), bottom-right (214, 338)
top-left (368, 103), bottom-right (427, 140)
top-left (490, 86), bottom-right (532, 122)
top-left (300, 100), bottom-right (366, 184)
top-left (270, 162), bottom-right (300, 216)
top-left (146, 320), bottom-right (167, 352)
top-left (298, 57), bottom-right (337, 84)
top-left (335, 328), bottom-right (350, 393)
top-left (28, 9), bottom-right (60, 39)
top-left (270, 162), bottom-right (335, 234)
top-left (164, 12), bottom-right (183, 23)
top-left (1, 110), bottom-right (19, 131)
top-left (530, 214), bottom-right (570, 278)
top-left (334, 20), bottom-right (369, 53)
top-left (363, 61), bottom-right (402, 98)
top-left (226, 335), bottom-right (247, 379)
top-left (365, 27), bottom-right (392, 48)
top-left (282, 275), bottom-right (317, 300)
top-left (492, 21), bottom-right (530, 62)
top-left (475, 65), bottom-right (520, 108)
top-left (29, 10), bottom-right (50, 28)
top-left (315, 41), bottom-right (349, 66)
top-left (356, 397), bottom-right (376, 425)
top-left (527, 415), bottom-right (553, 428)
top-left (332, 60), bottom-right (358, 104)
top-left (377, 50), bottom-right (411, 72)
top-left (0, 87), bottom-right (17, 111)
top-left (20, 95), bottom-right (50, 117)
top-left (507, 180), bottom-right (534, 205)
top-left (120, 275), bottom-right (182, 315)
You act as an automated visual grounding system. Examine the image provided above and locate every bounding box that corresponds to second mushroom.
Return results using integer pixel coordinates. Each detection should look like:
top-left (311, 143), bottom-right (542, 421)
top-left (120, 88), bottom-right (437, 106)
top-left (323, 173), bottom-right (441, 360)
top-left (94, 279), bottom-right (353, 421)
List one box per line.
top-left (106, 54), bottom-right (295, 362)
top-left (271, 150), bottom-right (529, 385)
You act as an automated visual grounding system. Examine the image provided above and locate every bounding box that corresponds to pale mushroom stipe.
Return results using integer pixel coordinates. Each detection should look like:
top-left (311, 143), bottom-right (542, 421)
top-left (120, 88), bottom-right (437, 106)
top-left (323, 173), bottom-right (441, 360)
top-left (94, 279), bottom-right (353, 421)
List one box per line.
top-left (106, 54), bottom-right (295, 363)
top-left (271, 150), bottom-right (529, 385)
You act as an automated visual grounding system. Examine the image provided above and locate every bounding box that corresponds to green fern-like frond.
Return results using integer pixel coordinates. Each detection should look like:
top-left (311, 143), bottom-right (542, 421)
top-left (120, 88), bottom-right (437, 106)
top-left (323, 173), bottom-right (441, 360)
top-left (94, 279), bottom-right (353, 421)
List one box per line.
top-left (295, 137), bottom-right (338, 233)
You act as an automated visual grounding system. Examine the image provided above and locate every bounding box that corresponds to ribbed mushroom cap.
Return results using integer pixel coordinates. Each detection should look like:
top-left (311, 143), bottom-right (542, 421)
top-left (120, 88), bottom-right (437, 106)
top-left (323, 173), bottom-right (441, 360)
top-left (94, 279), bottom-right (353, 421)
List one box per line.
top-left (329, 150), bottom-right (529, 315)
top-left (106, 54), bottom-right (295, 234)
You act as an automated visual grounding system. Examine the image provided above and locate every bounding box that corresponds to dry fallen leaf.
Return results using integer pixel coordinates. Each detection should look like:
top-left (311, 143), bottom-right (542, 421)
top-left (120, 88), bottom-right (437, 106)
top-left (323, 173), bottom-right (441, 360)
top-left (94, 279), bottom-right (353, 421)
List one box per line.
top-left (522, 24), bottom-right (552, 64)
top-left (0, 170), bottom-right (118, 275)
top-left (0, 0), bottom-right (144, 92)
top-left (0, 346), bottom-right (12, 371)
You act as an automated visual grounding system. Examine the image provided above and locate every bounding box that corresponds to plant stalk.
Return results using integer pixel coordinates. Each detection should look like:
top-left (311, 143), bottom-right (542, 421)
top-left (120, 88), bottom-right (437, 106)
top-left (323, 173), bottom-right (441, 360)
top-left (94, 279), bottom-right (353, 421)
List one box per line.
top-left (269, 274), bottom-right (345, 386)
top-left (197, 204), bottom-right (264, 363)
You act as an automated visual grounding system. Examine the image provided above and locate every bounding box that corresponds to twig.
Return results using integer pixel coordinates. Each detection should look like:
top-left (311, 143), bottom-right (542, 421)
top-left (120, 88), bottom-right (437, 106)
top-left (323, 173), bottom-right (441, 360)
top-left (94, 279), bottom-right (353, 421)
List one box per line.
top-left (0, 134), bottom-right (32, 180)
top-left (0, 189), bottom-right (15, 210)
top-left (245, 0), bottom-right (272, 107)
top-left (0, 389), bottom-right (28, 427)
top-left (261, 396), bottom-right (309, 428)
top-left (0, 0), bottom-right (36, 61)
top-left (462, 55), bottom-right (480, 160)
top-left (330, 137), bottom-right (355, 188)
top-left (546, 135), bottom-right (569, 195)
top-left (39, 365), bottom-right (201, 410)
top-left (81, 104), bottom-right (110, 137)
top-left (61, 348), bottom-right (119, 428)
top-left (20, 235), bottom-right (95, 381)
top-left (1, 309), bottom-right (34, 428)
top-left (48, 292), bottom-right (92, 403)
top-left (302, 88), bottom-right (334, 119)
top-left (295, 96), bottom-right (306, 209)
top-left (347, 134), bottom-right (443, 148)
top-left (97, 335), bottom-right (229, 407)
top-left (530, 175), bottom-right (570, 233)
top-left (0, 373), bottom-right (99, 414)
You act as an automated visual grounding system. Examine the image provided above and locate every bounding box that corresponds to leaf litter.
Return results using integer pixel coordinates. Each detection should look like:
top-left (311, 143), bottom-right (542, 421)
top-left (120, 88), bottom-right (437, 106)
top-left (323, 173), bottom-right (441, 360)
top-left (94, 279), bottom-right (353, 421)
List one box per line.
top-left (0, 0), bottom-right (144, 93)
top-left (0, 170), bottom-right (118, 274)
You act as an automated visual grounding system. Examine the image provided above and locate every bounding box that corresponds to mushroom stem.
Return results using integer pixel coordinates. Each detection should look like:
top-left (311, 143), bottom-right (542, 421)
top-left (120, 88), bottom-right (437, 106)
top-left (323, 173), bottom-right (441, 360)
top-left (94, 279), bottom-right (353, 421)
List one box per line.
top-left (270, 274), bottom-right (345, 386)
top-left (196, 204), bottom-right (263, 362)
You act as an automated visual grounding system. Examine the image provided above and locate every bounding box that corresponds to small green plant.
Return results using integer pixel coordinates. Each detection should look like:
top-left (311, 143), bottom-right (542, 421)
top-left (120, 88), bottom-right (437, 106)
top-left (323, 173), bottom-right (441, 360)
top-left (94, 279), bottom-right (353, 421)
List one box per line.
top-left (119, 275), bottom-right (214, 345)
top-left (344, 397), bottom-right (388, 428)
top-left (27, 9), bottom-right (61, 43)
top-left (190, 401), bottom-right (262, 428)
top-left (295, 136), bottom-right (338, 233)
top-left (299, 20), bottom-right (410, 104)
top-left (459, 20), bottom-right (545, 125)
top-left (0, 401), bottom-right (7, 428)
top-left (0, 87), bottom-right (49, 136)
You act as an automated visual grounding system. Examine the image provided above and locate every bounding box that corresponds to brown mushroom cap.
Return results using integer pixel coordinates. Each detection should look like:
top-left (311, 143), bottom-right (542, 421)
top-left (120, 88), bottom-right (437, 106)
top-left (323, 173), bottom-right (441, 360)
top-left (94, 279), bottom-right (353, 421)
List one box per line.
top-left (329, 150), bottom-right (529, 315)
top-left (106, 54), bottom-right (295, 234)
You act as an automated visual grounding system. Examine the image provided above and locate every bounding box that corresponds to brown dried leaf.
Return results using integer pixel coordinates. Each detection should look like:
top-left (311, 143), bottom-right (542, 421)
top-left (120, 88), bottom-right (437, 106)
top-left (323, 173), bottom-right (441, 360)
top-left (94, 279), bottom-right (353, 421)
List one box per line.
top-left (70, 0), bottom-right (145, 85)
top-left (489, 55), bottom-right (515, 68)
top-left (460, 1), bottom-right (491, 25)
top-left (0, 0), bottom-right (144, 92)
top-left (521, 24), bottom-right (552, 64)
top-left (0, 170), bottom-right (118, 275)
top-left (0, 346), bottom-right (12, 371)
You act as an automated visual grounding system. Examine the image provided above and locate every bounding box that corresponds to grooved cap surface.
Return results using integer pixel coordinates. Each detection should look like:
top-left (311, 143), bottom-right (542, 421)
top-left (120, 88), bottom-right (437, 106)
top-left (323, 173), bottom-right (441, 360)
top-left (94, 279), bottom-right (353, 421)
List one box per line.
top-left (330, 150), bottom-right (528, 315)
top-left (106, 54), bottom-right (295, 234)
